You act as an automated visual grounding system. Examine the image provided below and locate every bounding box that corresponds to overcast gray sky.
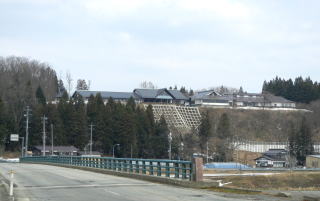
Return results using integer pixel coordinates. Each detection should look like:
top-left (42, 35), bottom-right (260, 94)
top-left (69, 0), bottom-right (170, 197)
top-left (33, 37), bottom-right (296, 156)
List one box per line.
top-left (0, 0), bottom-right (319, 92)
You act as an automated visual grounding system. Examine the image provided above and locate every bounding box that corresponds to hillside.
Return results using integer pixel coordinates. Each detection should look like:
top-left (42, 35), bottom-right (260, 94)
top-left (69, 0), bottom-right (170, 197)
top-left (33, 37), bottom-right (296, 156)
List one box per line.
top-left (200, 107), bottom-right (319, 142)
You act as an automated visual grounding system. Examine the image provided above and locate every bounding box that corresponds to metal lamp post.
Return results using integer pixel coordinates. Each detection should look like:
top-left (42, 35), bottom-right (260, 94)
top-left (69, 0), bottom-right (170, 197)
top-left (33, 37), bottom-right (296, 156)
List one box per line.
top-left (112, 144), bottom-right (120, 158)
top-left (168, 132), bottom-right (172, 160)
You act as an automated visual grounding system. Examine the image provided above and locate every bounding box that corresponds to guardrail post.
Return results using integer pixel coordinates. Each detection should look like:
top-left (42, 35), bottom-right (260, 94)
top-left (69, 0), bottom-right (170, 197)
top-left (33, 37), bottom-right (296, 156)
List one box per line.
top-left (129, 160), bottom-right (133, 173)
top-left (192, 157), bottom-right (203, 182)
top-left (157, 162), bottom-right (161, 176)
top-left (165, 162), bottom-right (170, 177)
top-left (149, 161), bottom-right (154, 175)
top-left (135, 160), bottom-right (139, 173)
top-left (174, 163), bottom-right (179, 178)
top-left (182, 163), bottom-right (187, 179)
top-left (142, 161), bottom-right (146, 174)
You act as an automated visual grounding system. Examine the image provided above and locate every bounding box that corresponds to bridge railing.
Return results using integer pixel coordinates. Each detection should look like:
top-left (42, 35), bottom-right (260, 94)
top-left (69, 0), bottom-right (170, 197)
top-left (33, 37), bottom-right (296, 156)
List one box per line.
top-left (20, 156), bottom-right (194, 181)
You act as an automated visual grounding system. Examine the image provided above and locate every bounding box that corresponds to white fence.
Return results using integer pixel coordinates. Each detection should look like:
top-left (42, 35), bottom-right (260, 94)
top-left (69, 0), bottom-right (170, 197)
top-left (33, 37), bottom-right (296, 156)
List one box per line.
top-left (233, 141), bottom-right (320, 153)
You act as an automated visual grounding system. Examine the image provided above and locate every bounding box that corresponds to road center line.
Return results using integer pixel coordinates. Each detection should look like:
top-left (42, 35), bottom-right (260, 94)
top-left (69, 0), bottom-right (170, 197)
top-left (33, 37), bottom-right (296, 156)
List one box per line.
top-left (104, 189), bottom-right (121, 196)
top-left (18, 183), bottom-right (155, 190)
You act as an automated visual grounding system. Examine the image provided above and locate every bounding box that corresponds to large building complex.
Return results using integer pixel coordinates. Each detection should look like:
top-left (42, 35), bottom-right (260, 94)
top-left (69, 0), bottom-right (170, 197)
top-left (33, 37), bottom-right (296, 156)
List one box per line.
top-left (73, 88), bottom-right (189, 105)
top-left (191, 90), bottom-right (296, 109)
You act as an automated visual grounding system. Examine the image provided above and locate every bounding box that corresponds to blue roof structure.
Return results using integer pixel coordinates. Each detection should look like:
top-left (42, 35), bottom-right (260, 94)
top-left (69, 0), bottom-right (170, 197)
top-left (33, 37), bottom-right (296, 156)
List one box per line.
top-left (204, 162), bottom-right (251, 169)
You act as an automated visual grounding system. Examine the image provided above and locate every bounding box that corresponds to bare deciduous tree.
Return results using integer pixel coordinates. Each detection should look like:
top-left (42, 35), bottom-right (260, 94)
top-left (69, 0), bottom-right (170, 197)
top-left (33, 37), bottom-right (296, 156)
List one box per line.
top-left (66, 71), bottom-right (73, 95)
top-left (139, 81), bottom-right (157, 89)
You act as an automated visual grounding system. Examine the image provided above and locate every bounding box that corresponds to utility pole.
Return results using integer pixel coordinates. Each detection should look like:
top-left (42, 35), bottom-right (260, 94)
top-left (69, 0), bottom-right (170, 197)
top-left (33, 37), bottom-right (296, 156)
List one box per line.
top-left (168, 132), bottom-right (172, 160)
top-left (41, 115), bottom-right (48, 156)
top-left (89, 123), bottom-right (94, 155)
top-left (19, 137), bottom-right (24, 158)
top-left (51, 124), bottom-right (54, 155)
top-left (24, 106), bottom-right (31, 156)
top-left (206, 141), bottom-right (209, 164)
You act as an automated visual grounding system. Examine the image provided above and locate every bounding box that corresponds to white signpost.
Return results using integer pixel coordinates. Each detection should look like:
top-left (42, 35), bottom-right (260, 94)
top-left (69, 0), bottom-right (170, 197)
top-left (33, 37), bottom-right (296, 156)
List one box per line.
top-left (10, 134), bottom-right (19, 142)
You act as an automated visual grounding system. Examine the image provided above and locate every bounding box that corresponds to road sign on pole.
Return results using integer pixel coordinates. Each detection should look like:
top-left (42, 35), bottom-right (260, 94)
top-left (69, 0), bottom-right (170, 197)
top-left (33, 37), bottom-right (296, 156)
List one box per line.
top-left (10, 134), bottom-right (19, 142)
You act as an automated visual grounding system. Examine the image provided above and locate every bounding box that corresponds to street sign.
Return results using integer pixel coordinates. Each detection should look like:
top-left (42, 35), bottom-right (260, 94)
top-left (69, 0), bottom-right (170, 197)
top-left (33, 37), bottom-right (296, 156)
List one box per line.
top-left (10, 134), bottom-right (19, 141)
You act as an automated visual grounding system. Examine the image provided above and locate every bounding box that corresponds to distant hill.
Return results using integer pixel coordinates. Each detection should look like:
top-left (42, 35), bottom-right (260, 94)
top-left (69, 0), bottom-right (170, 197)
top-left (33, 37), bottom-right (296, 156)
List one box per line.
top-left (201, 107), bottom-right (319, 142)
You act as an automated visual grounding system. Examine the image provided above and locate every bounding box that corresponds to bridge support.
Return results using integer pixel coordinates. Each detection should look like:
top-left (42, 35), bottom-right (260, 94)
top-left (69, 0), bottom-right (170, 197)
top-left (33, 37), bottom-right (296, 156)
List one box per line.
top-left (192, 157), bottom-right (203, 182)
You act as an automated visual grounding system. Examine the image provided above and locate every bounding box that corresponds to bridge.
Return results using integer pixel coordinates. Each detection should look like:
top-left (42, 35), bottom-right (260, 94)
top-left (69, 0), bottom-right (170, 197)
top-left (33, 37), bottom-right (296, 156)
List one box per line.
top-left (0, 156), bottom-right (278, 201)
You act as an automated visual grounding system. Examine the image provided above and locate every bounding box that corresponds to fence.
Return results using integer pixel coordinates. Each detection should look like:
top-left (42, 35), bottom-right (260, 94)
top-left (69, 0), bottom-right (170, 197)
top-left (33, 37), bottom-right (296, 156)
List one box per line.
top-left (20, 156), bottom-right (194, 181)
top-left (233, 141), bottom-right (320, 153)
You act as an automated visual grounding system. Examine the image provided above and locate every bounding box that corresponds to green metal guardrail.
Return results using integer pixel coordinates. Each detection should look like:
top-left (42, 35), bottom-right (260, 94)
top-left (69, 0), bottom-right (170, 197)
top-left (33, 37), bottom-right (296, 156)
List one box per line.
top-left (20, 156), bottom-right (193, 180)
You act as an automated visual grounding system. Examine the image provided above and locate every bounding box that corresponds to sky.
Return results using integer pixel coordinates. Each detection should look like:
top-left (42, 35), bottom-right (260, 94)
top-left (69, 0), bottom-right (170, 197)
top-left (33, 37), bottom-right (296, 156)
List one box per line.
top-left (0, 0), bottom-right (320, 93)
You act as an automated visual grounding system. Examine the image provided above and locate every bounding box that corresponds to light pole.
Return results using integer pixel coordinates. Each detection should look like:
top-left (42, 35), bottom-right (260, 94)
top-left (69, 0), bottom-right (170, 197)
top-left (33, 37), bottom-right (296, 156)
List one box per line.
top-left (89, 123), bottom-right (94, 155)
top-left (41, 115), bottom-right (48, 156)
top-left (112, 144), bottom-right (120, 158)
top-left (168, 132), bottom-right (172, 160)
top-left (180, 142), bottom-right (184, 160)
top-left (19, 137), bottom-right (24, 158)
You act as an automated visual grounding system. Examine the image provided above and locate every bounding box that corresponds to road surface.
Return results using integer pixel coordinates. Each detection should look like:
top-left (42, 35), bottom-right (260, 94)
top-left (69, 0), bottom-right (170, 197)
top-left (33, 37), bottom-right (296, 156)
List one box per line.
top-left (0, 163), bottom-right (279, 201)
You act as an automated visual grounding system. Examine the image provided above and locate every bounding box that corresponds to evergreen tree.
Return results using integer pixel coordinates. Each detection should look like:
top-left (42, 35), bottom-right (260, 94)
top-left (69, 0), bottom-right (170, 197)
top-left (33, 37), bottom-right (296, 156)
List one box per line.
top-left (288, 117), bottom-right (314, 165)
top-left (198, 111), bottom-right (211, 152)
top-left (152, 115), bottom-right (169, 158)
top-left (216, 113), bottom-right (231, 139)
top-left (0, 98), bottom-right (8, 152)
top-left (70, 94), bottom-right (88, 149)
top-left (36, 86), bottom-right (46, 105)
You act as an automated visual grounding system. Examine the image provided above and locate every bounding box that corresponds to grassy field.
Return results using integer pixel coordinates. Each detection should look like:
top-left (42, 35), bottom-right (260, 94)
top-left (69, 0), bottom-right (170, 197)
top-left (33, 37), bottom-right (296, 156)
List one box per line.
top-left (206, 171), bottom-right (320, 190)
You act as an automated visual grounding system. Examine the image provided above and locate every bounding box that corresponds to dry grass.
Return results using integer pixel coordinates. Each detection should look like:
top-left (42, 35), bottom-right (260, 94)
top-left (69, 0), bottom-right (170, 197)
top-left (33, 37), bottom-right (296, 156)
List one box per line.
top-left (2, 152), bottom-right (20, 158)
top-left (215, 172), bottom-right (320, 190)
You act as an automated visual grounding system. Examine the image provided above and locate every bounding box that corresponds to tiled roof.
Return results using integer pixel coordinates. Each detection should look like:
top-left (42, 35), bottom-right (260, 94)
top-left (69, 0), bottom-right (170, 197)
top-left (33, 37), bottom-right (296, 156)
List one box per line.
top-left (134, 88), bottom-right (188, 100)
top-left (74, 90), bottom-right (135, 99)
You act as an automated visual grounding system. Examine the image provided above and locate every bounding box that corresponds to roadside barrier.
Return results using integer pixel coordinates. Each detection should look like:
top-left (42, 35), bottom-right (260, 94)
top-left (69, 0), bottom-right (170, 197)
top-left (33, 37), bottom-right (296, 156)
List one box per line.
top-left (20, 156), bottom-right (201, 181)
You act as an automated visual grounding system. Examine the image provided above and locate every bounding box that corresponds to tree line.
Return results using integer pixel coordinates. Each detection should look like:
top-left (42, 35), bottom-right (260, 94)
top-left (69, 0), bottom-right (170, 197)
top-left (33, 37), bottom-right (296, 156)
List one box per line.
top-left (1, 90), bottom-right (170, 158)
top-left (263, 76), bottom-right (320, 103)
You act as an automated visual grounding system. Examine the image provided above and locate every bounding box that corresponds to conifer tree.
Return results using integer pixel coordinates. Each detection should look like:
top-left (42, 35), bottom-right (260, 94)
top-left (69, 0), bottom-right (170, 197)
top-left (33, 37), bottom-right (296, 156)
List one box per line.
top-left (217, 113), bottom-right (231, 139)
top-left (36, 86), bottom-right (46, 105)
top-left (198, 111), bottom-right (211, 152)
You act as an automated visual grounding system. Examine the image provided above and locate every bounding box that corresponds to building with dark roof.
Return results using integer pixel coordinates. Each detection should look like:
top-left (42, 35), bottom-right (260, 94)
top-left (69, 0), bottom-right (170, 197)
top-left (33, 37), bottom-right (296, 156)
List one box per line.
top-left (133, 88), bottom-right (188, 105)
top-left (73, 90), bottom-right (135, 104)
top-left (191, 90), bottom-right (296, 109)
top-left (72, 88), bottom-right (188, 105)
top-left (254, 149), bottom-right (288, 168)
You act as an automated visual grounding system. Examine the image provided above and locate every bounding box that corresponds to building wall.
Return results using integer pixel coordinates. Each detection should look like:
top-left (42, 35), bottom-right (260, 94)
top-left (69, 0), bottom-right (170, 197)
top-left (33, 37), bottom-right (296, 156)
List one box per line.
top-left (306, 156), bottom-right (320, 168)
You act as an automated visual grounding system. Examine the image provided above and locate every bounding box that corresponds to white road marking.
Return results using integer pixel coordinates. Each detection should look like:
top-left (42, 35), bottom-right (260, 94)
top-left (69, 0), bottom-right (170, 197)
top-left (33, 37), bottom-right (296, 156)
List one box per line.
top-left (17, 183), bottom-right (155, 190)
top-left (104, 189), bottom-right (121, 196)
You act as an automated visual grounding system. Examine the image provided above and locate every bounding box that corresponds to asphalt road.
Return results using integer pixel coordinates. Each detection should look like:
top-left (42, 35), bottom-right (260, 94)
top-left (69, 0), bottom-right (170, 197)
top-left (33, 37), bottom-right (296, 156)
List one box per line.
top-left (0, 163), bottom-right (280, 201)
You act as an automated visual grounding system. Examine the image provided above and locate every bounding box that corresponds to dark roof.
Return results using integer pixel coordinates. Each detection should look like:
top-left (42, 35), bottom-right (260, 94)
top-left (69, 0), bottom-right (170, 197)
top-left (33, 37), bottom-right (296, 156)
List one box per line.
top-left (264, 149), bottom-right (287, 155)
top-left (34, 146), bottom-right (78, 152)
top-left (74, 90), bottom-right (135, 100)
top-left (264, 93), bottom-right (294, 103)
top-left (167, 90), bottom-right (188, 100)
top-left (192, 90), bottom-right (223, 100)
top-left (134, 88), bottom-right (188, 100)
top-left (255, 155), bottom-right (286, 161)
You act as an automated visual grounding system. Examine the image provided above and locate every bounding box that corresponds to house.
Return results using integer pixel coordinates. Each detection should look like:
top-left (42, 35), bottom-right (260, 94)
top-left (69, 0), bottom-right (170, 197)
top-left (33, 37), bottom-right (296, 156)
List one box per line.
top-left (306, 155), bottom-right (320, 168)
top-left (32, 146), bottom-right (79, 156)
top-left (72, 88), bottom-right (189, 105)
top-left (191, 90), bottom-right (296, 109)
top-left (191, 90), bottom-right (232, 107)
top-left (73, 90), bottom-right (135, 104)
top-left (255, 149), bottom-right (288, 168)
top-left (133, 88), bottom-right (188, 105)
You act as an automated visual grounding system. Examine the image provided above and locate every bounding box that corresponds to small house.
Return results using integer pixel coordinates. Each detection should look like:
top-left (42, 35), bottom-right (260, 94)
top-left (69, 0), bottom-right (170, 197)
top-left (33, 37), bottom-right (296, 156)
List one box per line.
top-left (255, 149), bottom-right (288, 168)
top-left (306, 155), bottom-right (320, 168)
